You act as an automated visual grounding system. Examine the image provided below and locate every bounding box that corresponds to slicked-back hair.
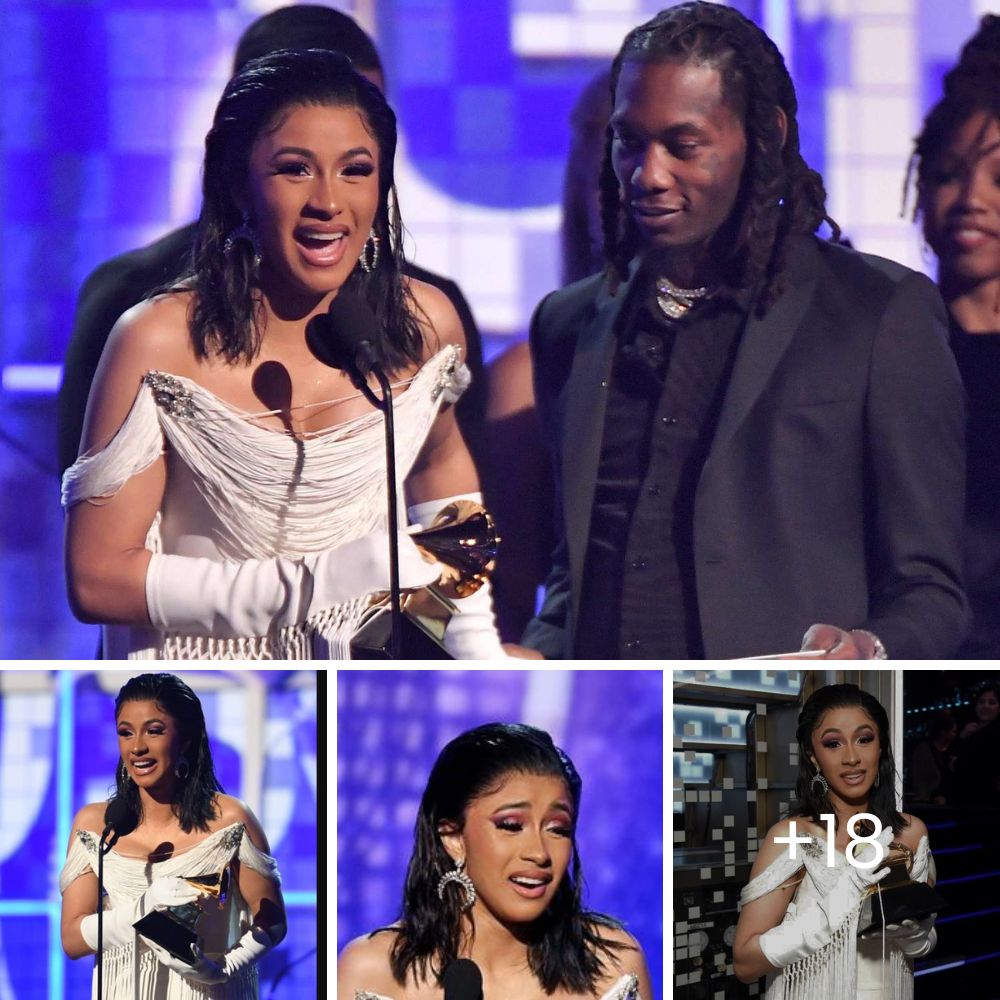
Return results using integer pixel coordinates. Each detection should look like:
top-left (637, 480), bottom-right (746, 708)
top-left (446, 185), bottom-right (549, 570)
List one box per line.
top-left (791, 683), bottom-right (908, 838)
top-left (188, 48), bottom-right (423, 374)
top-left (109, 673), bottom-right (223, 834)
top-left (600, 2), bottom-right (839, 314)
top-left (905, 14), bottom-right (1000, 222)
top-left (385, 723), bottom-right (631, 994)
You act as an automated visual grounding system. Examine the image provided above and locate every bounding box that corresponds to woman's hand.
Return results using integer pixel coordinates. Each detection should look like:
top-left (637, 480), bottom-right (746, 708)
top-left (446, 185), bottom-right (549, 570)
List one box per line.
top-left (800, 624), bottom-right (885, 659)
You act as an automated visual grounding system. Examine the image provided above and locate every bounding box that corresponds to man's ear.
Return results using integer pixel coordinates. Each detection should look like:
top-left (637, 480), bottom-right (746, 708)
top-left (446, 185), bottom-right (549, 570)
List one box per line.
top-left (437, 821), bottom-right (465, 864)
top-left (775, 106), bottom-right (788, 150)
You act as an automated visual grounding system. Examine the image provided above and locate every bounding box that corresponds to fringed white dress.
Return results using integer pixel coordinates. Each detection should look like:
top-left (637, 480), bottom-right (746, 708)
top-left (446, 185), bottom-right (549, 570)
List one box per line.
top-left (58, 822), bottom-right (281, 1000)
top-left (739, 829), bottom-right (934, 1000)
top-left (355, 971), bottom-right (641, 1000)
top-left (61, 346), bottom-right (468, 659)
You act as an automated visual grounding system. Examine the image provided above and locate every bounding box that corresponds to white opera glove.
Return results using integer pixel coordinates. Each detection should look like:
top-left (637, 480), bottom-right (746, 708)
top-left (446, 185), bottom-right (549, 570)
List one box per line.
top-left (759, 865), bottom-right (889, 968)
top-left (145, 925), bottom-right (277, 984)
top-left (884, 916), bottom-right (937, 957)
top-left (80, 876), bottom-right (203, 953)
top-left (146, 531), bottom-right (439, 638)
top-left (407, 493), bottom-right (507, 660)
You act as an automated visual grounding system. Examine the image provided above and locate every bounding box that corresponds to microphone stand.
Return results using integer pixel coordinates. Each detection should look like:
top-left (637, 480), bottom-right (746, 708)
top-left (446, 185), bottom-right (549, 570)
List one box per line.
top-left (96, 827), bottom-right (119, 1000)
top-left (350, 360), bottom-right (403, 660)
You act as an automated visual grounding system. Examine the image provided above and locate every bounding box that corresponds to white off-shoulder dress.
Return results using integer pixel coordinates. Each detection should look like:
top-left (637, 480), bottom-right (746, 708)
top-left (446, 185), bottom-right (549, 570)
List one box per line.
top-left (355, 971), bottom-right (641, 1000)
top-left (61, 347), bottom-right (468, 660)
top-left (59, 822), bottom-right (281, 1000)
top-left (739, 828), bottom-right (935, 1000)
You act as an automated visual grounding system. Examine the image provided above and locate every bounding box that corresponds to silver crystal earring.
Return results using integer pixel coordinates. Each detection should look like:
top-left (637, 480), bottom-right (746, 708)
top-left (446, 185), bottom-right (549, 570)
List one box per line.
top-left (174, 755), bottom-right (190, 781)
top-left (359, 229), bottom-right (380, 273)
top-left (810, 770), bottom-right (828, 796)
top-left (436, 857), bottom-right (476, 911)
top-left (118, 759), bottom-right (131, 784)
top-left (874, 771), bottom-right (880, 789)
top-left (223, 211), bottom-right (262, 268)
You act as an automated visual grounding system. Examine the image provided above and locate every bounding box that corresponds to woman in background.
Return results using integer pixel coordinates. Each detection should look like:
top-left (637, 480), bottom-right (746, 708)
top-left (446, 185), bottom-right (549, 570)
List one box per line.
top-left (337, 722), bottom-right (651, 999)
top-left (908, 14), bottom-right (1000, 657)
top-left (60, 672), bottom-right (285, 997)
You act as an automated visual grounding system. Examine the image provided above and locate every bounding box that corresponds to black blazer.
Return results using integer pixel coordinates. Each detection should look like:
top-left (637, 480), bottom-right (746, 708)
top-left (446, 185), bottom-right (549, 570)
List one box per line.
top-left (523, 235), bottom-right (968, 659)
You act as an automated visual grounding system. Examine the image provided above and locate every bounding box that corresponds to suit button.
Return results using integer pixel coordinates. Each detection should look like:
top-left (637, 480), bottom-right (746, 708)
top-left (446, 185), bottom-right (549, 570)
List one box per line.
top-left (647, 484), bottom-right (660, 496)
top-left (625, 639), bottom-right (641, 651)
top-left (631, 558), bottom-right (646, 570)
top-left (661, 415), bottom-right (677, 425)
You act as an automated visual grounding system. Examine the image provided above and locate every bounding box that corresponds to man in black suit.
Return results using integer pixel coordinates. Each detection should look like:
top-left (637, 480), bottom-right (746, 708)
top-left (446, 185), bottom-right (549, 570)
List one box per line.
top-left (57, 4), bottom-right (483, 475)
top-left (523, 3), bottom-right (968, 660)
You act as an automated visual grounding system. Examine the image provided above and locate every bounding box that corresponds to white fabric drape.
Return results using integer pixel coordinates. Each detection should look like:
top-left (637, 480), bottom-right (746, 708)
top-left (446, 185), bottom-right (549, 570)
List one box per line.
top-left (61, 347), bottom-right (468, 659)
top-left (59, 822), bottom-right (281, 1000)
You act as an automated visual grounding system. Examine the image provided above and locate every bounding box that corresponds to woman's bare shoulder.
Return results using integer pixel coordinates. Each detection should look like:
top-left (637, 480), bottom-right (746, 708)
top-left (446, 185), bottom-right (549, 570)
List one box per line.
top-left (898, 812), bottom-right (929, 848)
top-left (105, 290), bottom-right (198, 376)
top-left (71, 801), bottom-right (107, 834)
top-left (338, 929), bottom-right (403, 994)
top-left (589, 922), bottom-right (651, 995)
top-left (405, 277), bottom-right (465, 356)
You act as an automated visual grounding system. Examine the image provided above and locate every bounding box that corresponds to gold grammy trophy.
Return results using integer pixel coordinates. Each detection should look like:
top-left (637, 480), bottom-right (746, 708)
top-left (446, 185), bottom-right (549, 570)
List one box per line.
top-left (856, 842), bottom-right (948, 937)
top-left (350, 500), bottom-right (500, 659)
top-left (133, 866), bottom-right (230, 964)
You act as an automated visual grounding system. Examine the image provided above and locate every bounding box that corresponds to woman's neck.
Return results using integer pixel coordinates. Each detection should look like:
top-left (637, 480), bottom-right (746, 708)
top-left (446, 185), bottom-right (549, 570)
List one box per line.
top-left (460, 906), bottom-right (534, 980)
top-left (940, 274), bottom-right (1000, 333)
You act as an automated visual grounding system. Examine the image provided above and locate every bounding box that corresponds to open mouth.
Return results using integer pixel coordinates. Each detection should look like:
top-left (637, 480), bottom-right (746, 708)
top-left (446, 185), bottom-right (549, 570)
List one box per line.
top-left (842, 771), bottom-right (866, 786)
top-left (294, 229), bottom-right (348, 267)
top-left (509, 874), bottom-right (552, 899)
top-left (131, 759), bottom-right (157, 775)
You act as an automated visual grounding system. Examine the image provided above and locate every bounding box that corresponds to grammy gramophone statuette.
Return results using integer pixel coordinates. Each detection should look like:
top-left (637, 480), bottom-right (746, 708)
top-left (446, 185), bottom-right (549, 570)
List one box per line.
top-left (350, 499), bottom-right (500, 659)
top-left (133, 869), bottom-right (229, 964)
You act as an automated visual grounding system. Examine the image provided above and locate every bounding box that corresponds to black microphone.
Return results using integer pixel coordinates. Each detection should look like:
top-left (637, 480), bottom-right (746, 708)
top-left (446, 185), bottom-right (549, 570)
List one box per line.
top-left (101, 796), bottom-right (137, 851)
top-left (307, 290), bottom-right (382, 403)
top-left (442, 959), bottom-right (483, 1000)
top-left (307, 289), bottom-right (404, 657)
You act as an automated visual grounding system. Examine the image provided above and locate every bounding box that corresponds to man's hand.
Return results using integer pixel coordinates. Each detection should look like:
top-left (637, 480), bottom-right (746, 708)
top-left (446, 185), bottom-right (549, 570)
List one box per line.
top-left (800, 624), bottom-right (879, 659)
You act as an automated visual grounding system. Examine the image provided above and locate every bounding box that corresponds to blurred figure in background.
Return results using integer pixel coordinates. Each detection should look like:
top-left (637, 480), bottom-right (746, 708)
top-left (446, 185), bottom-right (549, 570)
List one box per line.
top-left (907, 14), bottom-right (1000, 658)
top-left (910, 708), bottom-right (957, 804)
top-left (953, 682), bottom-right (1000, 805)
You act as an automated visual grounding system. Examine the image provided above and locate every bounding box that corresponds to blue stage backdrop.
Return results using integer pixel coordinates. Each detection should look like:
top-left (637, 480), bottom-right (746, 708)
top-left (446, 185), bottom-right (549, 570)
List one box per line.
top-left (337, 669), bottom-right (663, 999)
top-left (0, 670), bottom-right (317, 1000)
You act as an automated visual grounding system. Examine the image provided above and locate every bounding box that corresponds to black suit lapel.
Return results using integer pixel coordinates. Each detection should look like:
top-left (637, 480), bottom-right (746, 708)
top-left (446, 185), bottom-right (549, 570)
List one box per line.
top-left (710, 245), bottom-right (819, 453)
top-left (562, 272), bottom-right (636, 629)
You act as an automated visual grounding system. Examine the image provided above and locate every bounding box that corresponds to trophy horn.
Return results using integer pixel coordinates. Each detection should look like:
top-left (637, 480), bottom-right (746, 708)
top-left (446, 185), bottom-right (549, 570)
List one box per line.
top-left (411, 500), bottom-right (500, 599)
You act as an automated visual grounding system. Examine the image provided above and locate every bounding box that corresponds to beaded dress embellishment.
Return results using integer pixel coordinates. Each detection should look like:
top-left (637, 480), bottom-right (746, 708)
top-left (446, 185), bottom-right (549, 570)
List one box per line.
top-left (144, 371), bottom-right (196, 419)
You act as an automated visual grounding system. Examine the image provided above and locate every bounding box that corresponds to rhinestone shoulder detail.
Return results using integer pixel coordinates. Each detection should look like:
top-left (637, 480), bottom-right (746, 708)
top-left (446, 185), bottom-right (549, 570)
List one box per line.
top-left (77, 829), bottom-right (99, 855)
top-left (219, 823), bottom-right (244, 852)
top-left (144, 371), bottom-right (195, 419)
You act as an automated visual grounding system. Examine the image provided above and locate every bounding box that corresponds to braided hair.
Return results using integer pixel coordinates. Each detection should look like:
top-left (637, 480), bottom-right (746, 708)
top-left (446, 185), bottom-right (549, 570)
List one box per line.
top-left (904, 14), bottom-right (1000, 220)
top-left (600, 2), bottom-right (838, 313)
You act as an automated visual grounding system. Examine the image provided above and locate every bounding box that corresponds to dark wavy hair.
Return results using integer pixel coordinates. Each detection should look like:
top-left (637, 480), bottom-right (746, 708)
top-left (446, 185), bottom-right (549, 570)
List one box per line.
top-left (599, 2), bottom-right (839, 314)
top-left (187, 48), bottom-right (424, 374)
top-left (108, 673), bottom-right (223, 834)
top-left (792, 683), bottom-right (907, 837)
top-left (905, 14), bottom-right (1000, 222)
top-left (386, 723), bottom-right (629, 993)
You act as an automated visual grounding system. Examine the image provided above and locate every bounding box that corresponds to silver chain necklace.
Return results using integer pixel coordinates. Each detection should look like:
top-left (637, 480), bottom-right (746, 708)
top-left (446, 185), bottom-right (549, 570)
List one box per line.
top-left (655, 275), bottom-right (710, 320)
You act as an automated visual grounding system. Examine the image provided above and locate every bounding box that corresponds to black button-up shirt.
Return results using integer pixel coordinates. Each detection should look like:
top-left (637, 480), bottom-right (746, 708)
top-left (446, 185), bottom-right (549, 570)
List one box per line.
top-left (576, 276), bottom-right (748, 658)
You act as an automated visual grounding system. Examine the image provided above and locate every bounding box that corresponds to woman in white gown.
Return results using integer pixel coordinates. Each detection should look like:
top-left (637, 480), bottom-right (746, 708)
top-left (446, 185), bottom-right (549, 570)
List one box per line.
top-left (60, 673), bottom-right (285, 998)
top-left (337, 723), bottom-right (652, 1000)
top-left (62, 47), bottom-right (506, 660)
top-left (733, 683), bottom-right (938, 999)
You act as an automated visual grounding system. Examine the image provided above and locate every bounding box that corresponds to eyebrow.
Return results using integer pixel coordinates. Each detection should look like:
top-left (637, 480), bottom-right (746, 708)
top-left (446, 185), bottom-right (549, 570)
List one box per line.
top-left (820, 724), bottom-right (874, 737)
top-left (492, 800), bottom-right (574, 814)
top-left (271, 145), bottom-right (374, 160)
top-left (117, 717), bottom-right (166, 727)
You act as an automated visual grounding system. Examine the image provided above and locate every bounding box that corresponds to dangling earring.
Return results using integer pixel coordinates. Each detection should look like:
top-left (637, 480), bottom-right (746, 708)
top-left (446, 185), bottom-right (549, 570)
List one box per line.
top-left (118, 759), bottom-right (131, 784)
top-left (174, 755), bottom-right (191, 781)
top-left (810, 770), bottom-right (828, 796)
top-left (223, 210), bottom-right (262, 268)
top-left (359, 229), bottom-right (380, 273)
top-left (874, 771), bottom-right (880, 789)
top-left (436, 857), bottom-right (476, 911)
